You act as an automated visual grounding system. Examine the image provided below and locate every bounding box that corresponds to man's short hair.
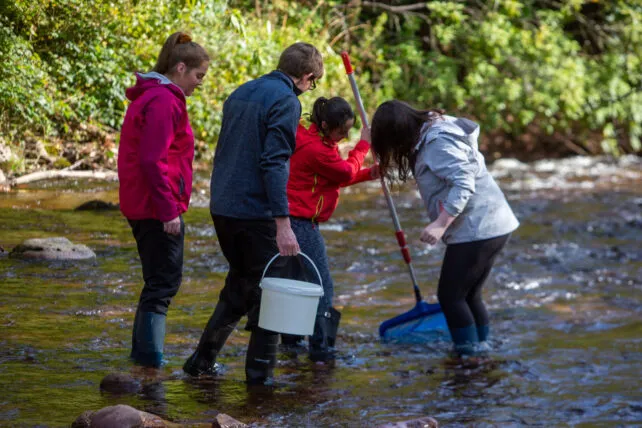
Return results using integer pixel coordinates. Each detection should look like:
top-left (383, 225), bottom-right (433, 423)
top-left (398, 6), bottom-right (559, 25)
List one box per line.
top-left (278, 42), bottom-right (324, 80)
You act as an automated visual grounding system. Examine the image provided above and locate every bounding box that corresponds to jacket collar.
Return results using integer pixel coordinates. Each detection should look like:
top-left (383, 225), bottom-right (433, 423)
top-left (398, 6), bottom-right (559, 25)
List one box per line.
top-left (266, 70), bottom-right (302, 96)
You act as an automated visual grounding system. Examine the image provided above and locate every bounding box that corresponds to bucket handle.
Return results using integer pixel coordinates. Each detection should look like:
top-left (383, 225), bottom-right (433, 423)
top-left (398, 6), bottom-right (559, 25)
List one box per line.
top-left (261, 252), bottom-right (323, 288)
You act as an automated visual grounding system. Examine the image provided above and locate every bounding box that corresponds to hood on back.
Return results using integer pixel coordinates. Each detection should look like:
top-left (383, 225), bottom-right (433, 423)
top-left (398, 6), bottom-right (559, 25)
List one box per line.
top-left (298, 122), bottom-right (341, 148)
top-left (125, 71), bottom-right (185, 102)
top-left (417, 115), bottom-right (480, 151)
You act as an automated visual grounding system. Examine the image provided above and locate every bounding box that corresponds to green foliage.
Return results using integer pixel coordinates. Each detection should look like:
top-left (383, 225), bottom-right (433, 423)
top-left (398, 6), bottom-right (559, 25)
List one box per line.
top-left (1, 0), bottom-right (641, 156)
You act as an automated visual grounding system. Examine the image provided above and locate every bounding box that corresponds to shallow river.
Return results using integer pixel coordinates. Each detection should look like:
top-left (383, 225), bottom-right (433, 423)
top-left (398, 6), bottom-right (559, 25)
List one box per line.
top-left (1, 156), bottom-right (641, 427)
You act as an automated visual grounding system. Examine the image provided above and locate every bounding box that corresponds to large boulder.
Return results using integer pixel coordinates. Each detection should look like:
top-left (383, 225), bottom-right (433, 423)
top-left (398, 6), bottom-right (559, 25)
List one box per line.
top-left (72, 404), bottom-right (239, 427)
top-left (9, 237), bottom-right (96, 261)
top-left (71, 404), bottom-right (177, 428)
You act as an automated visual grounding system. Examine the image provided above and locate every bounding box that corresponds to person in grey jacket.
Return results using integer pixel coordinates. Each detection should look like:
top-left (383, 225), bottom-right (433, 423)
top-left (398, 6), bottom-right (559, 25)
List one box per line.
top-left (371, 100), bottom-right (519, 357)
top-left (183, 43), bottom-right (324, 384)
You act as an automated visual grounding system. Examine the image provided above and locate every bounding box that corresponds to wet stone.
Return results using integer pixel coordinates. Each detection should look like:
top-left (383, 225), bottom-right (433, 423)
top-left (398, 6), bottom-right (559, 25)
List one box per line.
top-left (72, 404), bottom-right (173, 428)
top-left (377, 416), bottom-right (439, 428)
top-left (100, 372), bottom-right (141, 394)
top-left (213, 413), bottom-right (248, 428)
top-left (9, 237), bottom-right (96, 261)
top-left (74, 199), bottom-right (119, 211)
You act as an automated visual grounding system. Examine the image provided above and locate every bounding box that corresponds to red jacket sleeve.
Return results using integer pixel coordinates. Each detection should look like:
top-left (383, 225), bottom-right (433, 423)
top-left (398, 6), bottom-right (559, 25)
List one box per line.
top-left (138, 94), bottom-right (179, 222)
top-left (310, 139), bottom-right (371, 185)
top-left (342, 167), bottom-right (375, 187)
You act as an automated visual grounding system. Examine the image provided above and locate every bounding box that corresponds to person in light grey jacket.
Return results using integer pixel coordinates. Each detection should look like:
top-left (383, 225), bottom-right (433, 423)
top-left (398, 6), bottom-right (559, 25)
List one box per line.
top-left (371, 100), bottom-right (519, 357)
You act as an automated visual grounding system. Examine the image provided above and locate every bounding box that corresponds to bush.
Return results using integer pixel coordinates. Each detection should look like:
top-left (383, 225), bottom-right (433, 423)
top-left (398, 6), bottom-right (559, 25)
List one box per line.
top-left (1, 0), bottom-right (640, 158)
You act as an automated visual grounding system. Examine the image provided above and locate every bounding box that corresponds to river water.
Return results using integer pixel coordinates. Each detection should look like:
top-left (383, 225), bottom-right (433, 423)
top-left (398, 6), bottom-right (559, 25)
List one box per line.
top-left (1, 155), bottom-right (641, 427)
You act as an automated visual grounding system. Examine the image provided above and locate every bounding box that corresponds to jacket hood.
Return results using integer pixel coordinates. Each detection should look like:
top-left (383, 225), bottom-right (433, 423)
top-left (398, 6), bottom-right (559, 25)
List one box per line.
top-left (299, 122), bottom-right (339, 148)
top-left (416, 115), bottom-right (480, 151)
top-left (125, 71), bottom-right (185, 102)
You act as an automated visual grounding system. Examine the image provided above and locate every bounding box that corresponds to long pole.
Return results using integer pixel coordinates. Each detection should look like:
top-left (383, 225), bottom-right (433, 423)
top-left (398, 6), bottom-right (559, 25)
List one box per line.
top-left (341, 52), bottom-right (423, 303)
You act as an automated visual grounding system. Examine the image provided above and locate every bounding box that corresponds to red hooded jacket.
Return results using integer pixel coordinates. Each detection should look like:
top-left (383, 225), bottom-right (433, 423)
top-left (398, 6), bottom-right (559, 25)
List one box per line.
top-left (117, 74), bottom-right (194, 222)
top-left (287, 123), bottom-right (374, 223)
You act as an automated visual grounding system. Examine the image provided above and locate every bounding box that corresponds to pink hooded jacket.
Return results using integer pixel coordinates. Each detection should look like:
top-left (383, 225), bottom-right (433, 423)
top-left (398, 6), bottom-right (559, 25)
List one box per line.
top-left (117, 73), bottom-right (194, 222)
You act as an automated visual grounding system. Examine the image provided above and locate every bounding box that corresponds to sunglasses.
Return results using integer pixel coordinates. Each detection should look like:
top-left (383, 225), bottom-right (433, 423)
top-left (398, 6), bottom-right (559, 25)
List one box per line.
top-left (309, 75), bottom-right (317, 90)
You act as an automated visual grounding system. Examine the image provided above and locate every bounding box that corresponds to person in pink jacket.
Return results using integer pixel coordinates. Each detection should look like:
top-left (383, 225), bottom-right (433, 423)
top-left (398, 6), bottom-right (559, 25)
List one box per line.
top-left (117, 31), bottom-right (209, 368)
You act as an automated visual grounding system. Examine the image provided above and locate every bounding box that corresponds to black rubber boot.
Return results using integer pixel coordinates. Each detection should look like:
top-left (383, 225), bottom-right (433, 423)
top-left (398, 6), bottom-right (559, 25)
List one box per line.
top-left (183, 302), bottom-right (238, 377)
top-left (309, 307), bottom-right (341, 363)
top-left (280, 334), bottom-right (305, 347)
top-left (245, 327), bottom-right (279, 385)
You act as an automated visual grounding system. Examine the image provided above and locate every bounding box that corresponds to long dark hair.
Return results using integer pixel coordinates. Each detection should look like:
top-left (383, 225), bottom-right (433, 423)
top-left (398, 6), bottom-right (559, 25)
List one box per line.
top-left (371, 100), bottom-right (444, 182)
top-left (153, 31), bottom-right (210, 75)
top-left (309, 97), bottom-right (354, 135)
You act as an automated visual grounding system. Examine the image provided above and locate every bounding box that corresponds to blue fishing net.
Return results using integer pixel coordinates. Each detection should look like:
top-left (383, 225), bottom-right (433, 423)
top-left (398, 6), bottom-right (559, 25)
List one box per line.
top-left (380, 301), bottom-right (451, 344)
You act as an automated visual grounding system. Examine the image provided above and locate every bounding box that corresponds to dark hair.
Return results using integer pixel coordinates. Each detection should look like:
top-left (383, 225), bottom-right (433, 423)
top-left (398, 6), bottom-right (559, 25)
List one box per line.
top-left (371, 100), bottom-right (444, 183)
top-left (309, 97), bottom-right (354, 135)
top-left (153, 31), bottom-right (210, 75)
top-left (278, 42), bottom-right (324, 80)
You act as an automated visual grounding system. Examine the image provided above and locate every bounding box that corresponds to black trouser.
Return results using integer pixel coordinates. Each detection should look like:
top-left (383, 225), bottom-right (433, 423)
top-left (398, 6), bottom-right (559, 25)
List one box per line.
top-left (437, 233), bottom-right (510, 331)
top-left (128, 217), bottom-right (184, 315)
top-left (211, 214), bottom-right (291, 330)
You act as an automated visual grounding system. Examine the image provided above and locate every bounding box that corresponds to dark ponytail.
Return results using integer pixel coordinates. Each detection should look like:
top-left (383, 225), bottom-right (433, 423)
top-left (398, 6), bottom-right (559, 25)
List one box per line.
top-left (371, 100), bottom-right (444, 183)
top-left (309, 97), bottom-right (354, 136)
top-left (153, 31), bottom-right (210, 75)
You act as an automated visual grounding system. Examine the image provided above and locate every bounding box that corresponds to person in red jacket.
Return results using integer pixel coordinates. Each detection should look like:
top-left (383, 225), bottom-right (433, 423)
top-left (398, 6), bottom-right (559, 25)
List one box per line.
top-left (117, 31), bottom-right (209, 368)
top-left (284, 96), bottom-right (378, 361)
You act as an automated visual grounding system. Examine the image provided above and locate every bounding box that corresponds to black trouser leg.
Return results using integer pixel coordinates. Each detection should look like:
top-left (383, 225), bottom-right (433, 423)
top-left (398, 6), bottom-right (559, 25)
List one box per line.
top-left (185, 215), bottom-right (286, 380)
top-left (129, 218), bottom-right (184, 315)
top-left (129, 218), bottom-right (184, 365)
top-left (437, 234), bottom-right (510, 353)
top-left (183, 300), bottom-right (241, 376)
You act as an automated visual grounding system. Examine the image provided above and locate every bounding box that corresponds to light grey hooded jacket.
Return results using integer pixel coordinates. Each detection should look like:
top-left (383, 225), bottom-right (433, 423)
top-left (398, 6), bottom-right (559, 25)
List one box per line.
top-left (413, 115), bottom-right (519, 244)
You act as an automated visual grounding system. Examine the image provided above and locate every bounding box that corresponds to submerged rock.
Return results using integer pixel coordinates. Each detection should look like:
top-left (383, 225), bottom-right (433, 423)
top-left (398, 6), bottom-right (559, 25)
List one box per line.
top-left (74, 199), bottom-right (119, 211)
top-left (9, 237), bottom-right (96, 261)
top-left (377, 416), bottom-right (439, 428)
top-left (99, 372), bottom-right (141, 394)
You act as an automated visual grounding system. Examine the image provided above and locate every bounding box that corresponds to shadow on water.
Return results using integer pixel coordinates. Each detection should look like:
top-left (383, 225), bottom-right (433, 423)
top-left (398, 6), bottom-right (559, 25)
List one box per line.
top-left (1, 156), bottom-right (642, 426)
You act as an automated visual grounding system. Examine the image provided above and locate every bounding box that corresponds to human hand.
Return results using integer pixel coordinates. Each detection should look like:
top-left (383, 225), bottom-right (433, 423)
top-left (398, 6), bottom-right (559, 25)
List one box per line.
top-left (360, 126), bottom-right (371, 143)
top-left (420, 221), bottom-right (446, 245)
top-left (370, 164), bottom-right (381, 179)
top-left (163, 216), bottom-right (181, 235)
top-left (275, 217), bottom-right (300, 256)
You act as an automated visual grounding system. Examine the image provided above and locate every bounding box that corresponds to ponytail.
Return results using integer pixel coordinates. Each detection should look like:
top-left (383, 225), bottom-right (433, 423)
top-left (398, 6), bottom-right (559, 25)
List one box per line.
top-left (309, 97), bottom-right (354, 136)
top-left (153, 31), bottom-right (210, 75)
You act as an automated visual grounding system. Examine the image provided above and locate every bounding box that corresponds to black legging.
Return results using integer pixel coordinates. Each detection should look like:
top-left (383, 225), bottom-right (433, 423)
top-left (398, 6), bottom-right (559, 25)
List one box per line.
top-left (437, 233), bottom-right (510, 330)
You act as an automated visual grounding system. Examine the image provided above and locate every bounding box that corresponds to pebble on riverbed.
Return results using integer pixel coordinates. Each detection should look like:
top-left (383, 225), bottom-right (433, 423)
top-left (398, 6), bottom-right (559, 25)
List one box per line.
top-left (377, 416), bottom-right (439, 428)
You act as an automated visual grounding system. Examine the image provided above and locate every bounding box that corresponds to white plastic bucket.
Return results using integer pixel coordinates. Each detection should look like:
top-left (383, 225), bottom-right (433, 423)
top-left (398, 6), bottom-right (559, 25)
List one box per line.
top-left (258, 253), bottom-right (324, 336)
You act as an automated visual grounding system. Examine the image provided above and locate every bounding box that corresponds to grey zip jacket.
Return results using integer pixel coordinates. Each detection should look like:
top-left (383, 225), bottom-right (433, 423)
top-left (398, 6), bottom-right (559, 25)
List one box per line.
top-left (413, 115), bottom-right (519, 244)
